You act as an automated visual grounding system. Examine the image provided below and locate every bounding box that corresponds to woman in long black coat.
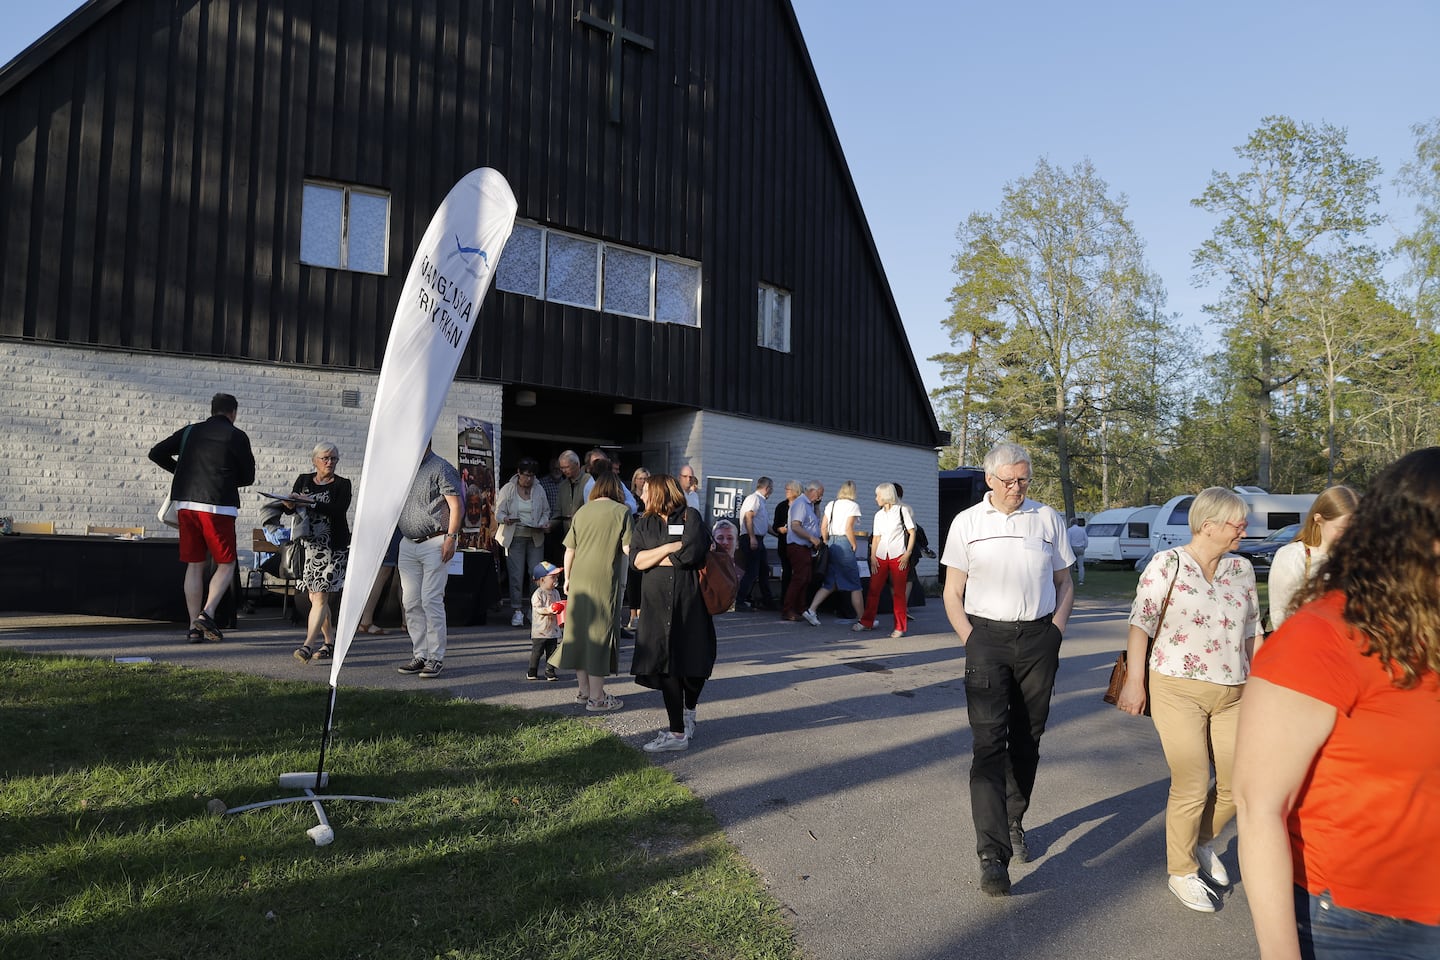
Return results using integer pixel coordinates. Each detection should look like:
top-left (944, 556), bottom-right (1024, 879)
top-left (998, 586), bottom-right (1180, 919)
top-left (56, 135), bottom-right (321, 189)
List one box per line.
top-left (630, 473), bottom-right (717, 752)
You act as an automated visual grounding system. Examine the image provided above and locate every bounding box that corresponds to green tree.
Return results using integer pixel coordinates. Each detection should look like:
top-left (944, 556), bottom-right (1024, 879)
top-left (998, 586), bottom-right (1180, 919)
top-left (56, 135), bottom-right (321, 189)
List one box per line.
top-left (1395, 117), bottom-right (1440, 327)
top-left (1286, 262), bottom-right (1419, 483)
top-left (1192, 116), bottom-right (1383, 489)
top-left (938, 158), bottom-right (1152, 518)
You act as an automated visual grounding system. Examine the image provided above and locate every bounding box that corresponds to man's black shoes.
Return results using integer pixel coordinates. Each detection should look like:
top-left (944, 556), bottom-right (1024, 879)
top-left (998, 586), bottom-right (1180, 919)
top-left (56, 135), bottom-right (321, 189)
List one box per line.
top-left (979, 857), bottom-right (1011, 897)
top-left (1010, 819), bottom-right (1030, 863)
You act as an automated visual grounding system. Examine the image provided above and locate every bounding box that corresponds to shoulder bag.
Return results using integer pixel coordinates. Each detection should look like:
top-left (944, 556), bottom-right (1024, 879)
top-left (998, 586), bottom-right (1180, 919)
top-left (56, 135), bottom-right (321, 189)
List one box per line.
top-left (156, 425), bottom-right (194, 528)
top-left (1104, 550), bottom-right (1181, 716)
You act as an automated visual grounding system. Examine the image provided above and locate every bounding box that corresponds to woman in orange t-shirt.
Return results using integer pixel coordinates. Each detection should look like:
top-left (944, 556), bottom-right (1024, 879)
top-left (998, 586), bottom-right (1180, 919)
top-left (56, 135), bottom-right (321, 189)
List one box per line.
top-left (1234, 447), bottom-right (1440, 960)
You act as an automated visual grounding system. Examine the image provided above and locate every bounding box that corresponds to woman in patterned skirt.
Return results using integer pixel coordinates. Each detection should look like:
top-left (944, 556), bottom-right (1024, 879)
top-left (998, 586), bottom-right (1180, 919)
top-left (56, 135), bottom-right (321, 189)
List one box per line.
top-left (287, 441), bottom-right (352, 664)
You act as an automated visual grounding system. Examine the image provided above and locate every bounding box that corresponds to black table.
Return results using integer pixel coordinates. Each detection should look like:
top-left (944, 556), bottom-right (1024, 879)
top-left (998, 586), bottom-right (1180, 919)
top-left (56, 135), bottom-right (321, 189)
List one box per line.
top-left (0, 533), bottom-right (237, 625)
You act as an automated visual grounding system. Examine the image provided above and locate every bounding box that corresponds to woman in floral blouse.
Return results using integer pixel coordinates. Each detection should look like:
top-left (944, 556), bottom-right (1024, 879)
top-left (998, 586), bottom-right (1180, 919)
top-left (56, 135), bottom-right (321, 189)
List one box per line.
top-left (1118, 487), bottom-right (1262, 915)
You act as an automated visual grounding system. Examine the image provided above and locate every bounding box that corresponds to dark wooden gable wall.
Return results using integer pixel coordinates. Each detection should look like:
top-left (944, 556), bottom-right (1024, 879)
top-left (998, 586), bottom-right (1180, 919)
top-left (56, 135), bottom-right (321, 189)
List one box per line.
top-left (0, 0), bottom-right (941, 447)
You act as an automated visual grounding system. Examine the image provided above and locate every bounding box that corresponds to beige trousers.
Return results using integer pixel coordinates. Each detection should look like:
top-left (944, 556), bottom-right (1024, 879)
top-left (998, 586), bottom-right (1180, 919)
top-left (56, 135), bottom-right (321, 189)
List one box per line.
top-left (1148, 670), bottom-right (1243, 876)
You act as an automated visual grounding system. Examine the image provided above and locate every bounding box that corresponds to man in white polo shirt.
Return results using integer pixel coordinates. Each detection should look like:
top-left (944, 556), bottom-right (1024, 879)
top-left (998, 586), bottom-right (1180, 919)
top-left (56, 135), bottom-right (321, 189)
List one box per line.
top-left (942, 442), bottom-right (1075, 897)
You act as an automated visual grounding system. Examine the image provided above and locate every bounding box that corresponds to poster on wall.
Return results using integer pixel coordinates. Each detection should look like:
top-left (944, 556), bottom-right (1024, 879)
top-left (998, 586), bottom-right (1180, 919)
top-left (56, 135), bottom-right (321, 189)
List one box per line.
top-left (706, 477), bottom-right (751, 527)
top-left (456, 416), bottom-right (497, 552)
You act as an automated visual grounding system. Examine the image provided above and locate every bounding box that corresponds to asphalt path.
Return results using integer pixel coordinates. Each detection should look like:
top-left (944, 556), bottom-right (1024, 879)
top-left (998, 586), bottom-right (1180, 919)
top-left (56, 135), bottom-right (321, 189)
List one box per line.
top-left (1, 595), bottom-right (1262, 960)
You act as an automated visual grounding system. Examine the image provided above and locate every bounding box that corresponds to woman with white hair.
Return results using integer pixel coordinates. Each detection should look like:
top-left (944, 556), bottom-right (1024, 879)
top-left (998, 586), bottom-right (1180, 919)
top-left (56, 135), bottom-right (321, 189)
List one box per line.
top-left (1117, 486), bottom-right (1263, 914)
top-left (287, 441), bottom-right (352, 664)
top-left (854, 482), bottom-right (915, 637)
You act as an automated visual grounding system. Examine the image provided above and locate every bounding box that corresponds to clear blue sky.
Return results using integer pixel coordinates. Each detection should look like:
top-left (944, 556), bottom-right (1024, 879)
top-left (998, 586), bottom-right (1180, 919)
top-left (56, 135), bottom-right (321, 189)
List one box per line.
top-left (5, 2), bottom-right (1438, 395)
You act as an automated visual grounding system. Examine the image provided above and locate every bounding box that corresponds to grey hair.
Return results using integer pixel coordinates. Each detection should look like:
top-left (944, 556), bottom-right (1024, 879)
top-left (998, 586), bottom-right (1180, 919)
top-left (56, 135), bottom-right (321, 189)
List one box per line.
top-left (311, 441), bottom-right (340, 461)
top-left (1188, 486), bottom-right (1247, 535)
top-left (983, 442), bottom-right (1031, 477)
top-left (784, 480), bottom-right (802, 495)
top-left (558, 450), bottom-right (580, 467)
top-left (804, 480), bottom-right (823, 494)
top-left (875, 482), bottom-right (898, 506)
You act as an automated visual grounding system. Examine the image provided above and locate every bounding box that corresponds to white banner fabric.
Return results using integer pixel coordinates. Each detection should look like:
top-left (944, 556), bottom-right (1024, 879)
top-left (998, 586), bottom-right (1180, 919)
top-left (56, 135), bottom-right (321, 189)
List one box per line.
top-left (329, 168), bottom-right (518, 685)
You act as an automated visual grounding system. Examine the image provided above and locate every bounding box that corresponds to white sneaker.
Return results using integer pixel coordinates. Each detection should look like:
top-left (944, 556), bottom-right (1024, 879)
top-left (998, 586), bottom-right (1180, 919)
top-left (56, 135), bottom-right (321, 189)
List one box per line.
top-left (1168, 873), bottom-right (1218, 913)
top-left (1196, 843), bottom-right (1230, 887)
top-left (643, 730), bottom-right (690, 752)
top-left (510, 610), bottom-right (525, 628)
top-left (801, 609), bottom-right (821, 627)
top-left (683, 707), bottom-right (696, 741)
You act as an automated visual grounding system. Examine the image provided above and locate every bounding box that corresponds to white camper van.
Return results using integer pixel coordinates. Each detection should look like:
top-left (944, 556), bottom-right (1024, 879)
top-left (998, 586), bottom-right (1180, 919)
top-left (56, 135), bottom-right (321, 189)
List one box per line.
top-left (1148, 487), bottom-right (1316, 554)
top-left (1085, 505), bottom-right (1161, 564)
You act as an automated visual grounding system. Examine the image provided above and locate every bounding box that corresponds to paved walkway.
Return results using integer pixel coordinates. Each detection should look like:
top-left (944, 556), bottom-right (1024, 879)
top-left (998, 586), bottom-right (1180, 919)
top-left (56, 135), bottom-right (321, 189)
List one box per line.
top-left (0, 597), bottom-right (1260, 960)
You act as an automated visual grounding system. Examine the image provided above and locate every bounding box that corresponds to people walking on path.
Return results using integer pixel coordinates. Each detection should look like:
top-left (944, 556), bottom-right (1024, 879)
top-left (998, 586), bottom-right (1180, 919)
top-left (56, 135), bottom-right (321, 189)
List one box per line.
top-left (941, 442), bottom-right (1074, 897)
top-left (148, 392), bottom-right (256, 643)
top-left (1118, 487), bottom-right (1262, 914)
top-left (1236, 448), bottom-right (1440, 959)
top-left (855, 483), bottom-right (916, 637)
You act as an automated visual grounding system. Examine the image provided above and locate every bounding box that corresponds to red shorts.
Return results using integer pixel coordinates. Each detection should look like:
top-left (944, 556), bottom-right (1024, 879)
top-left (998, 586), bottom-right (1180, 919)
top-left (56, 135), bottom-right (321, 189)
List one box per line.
top-left (178, 510), bottom-right (238, 564)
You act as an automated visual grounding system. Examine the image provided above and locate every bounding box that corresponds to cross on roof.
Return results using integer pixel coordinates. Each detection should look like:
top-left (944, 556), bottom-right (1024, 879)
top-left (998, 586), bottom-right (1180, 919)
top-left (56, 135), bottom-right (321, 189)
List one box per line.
top-left (576, 0), bottom-right (654, 124)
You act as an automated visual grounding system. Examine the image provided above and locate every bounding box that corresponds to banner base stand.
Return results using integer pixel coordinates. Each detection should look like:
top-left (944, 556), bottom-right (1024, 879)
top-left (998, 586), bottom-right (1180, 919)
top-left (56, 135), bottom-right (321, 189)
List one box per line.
top-left (220, 776), bottom-right (396, 845)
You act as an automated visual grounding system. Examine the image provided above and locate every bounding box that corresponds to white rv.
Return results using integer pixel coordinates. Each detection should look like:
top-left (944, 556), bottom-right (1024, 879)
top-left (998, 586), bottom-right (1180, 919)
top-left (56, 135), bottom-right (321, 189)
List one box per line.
top-left (1085, 505), bottom-right (1162, 564)
top-left (1148, 487), bottom-right (1316, 554)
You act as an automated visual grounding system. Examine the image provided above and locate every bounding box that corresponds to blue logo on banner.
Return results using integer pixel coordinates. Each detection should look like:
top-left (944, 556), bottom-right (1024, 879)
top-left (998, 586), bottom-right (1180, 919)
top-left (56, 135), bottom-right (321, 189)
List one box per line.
top-left (447, 234), bottom-right (490, 279)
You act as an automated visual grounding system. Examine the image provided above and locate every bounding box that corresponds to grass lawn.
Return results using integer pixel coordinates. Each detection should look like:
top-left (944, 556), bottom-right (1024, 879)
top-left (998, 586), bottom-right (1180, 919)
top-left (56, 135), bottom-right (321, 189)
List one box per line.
top-left (0, 651), bottom-right (799, 960)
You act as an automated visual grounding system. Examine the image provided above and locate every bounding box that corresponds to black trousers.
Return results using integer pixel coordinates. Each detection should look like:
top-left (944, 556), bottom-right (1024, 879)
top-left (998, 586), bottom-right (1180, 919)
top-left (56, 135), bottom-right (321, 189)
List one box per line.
top-left (737, 539), bottom-right (773, 604)
top-left (963, 614), bottom-right (1062, 862)
top-left (660, 675), bottom-right (707, 733)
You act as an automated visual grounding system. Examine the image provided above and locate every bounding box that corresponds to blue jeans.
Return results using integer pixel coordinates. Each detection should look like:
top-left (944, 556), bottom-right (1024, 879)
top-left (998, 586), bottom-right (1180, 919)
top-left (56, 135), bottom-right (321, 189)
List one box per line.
top-left (1296, 887), bottom-right (1440, 959)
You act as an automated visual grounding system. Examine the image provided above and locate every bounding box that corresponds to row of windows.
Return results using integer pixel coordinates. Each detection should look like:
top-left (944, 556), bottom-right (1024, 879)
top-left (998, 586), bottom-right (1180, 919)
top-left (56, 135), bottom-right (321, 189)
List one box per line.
top-left (297, 180), bottom-right (791, 351)
top-left (495, 221), bottom-right (702, 327)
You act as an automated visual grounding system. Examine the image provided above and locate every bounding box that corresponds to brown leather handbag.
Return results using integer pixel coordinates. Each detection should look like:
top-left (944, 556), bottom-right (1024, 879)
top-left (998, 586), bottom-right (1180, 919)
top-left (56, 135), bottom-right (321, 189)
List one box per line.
top-left (1104, 551), bottom-right (1181, 716)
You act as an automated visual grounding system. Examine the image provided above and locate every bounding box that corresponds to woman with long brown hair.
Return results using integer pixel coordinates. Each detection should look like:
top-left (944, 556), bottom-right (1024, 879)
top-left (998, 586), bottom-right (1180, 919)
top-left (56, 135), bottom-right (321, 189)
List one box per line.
top-left (629, 474), bottom-right (716, 751)
top-left (1235, 448), bottom-right (1440, 959)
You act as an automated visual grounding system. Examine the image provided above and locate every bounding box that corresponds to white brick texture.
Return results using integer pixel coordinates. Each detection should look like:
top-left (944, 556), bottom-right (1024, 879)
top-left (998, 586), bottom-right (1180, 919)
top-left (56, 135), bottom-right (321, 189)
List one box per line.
top-left (0, 342), bottom-right (500, 538)
top-left (642, 409), bottom-right (942, 578)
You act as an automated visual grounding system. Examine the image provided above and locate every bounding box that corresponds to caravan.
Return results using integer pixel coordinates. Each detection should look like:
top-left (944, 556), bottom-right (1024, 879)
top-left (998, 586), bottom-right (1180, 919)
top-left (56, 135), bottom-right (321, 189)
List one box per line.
top-left (1148, 487), bottom-right (1316, 554)
top-left (1085, 505), bottom-right (1161, 564)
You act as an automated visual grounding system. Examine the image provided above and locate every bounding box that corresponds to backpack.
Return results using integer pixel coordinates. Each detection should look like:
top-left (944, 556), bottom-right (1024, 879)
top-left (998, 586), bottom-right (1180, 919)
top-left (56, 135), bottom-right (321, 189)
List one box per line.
top-left (698, 547), bottom-right (739, 615)
top-left (899, 505), bottom-right (935, 559)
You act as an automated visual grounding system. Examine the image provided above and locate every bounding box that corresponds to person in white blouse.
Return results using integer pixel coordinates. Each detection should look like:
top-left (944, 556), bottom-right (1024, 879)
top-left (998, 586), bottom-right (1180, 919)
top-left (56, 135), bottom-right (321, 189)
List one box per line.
top-left (1266, 485), bottom-right (1357, 631)
top-left (856, 483), bottom-right (916, 637)
top-left (1118, 486), bottom-right (1264, 915)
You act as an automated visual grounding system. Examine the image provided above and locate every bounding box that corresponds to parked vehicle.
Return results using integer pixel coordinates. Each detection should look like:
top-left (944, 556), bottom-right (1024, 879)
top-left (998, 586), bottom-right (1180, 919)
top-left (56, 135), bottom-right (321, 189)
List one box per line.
top-left (1148, 488), bottom-right (1316, 555)
top-left (1237, 522), bottom-right (1302, 580)
top-left (1084, 505), bottom-right (1161, 564)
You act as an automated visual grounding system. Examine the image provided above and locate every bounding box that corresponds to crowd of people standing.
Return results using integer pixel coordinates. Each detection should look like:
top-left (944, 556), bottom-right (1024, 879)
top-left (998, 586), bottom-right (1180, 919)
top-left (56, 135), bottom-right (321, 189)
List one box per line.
top-left (146, 397), bottom-right (1440, 955)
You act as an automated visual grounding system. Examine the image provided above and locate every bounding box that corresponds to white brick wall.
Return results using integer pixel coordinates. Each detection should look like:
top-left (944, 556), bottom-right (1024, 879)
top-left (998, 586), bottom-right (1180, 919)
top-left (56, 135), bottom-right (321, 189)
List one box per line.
top-left (642, 408), bottom-right (942, 578)
top-left (0, 342), bottom-right (501, 537)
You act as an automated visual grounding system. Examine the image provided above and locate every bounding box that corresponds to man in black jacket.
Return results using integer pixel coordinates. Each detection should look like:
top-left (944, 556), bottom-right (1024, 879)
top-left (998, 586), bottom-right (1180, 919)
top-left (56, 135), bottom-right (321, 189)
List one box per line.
top-left (149, 393), bottom-right (256, 641)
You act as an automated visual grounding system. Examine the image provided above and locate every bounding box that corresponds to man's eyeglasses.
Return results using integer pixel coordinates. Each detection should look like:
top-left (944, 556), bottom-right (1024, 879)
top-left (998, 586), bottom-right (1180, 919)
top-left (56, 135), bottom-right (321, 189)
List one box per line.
top-left (994, 475), bottom-right (1031, 490)
top-left (318, 456), bottom-right (339, 462)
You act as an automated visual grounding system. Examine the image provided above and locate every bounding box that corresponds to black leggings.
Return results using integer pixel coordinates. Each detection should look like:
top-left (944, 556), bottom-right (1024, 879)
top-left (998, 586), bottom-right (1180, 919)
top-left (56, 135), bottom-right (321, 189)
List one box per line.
top-left (660, 675), bottom-right (707, 733)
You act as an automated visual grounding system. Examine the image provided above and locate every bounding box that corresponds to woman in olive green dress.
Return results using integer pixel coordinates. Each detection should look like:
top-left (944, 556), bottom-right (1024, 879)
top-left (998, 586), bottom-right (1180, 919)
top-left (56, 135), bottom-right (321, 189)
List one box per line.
top-left (551, 470), bottom-right (632, 711)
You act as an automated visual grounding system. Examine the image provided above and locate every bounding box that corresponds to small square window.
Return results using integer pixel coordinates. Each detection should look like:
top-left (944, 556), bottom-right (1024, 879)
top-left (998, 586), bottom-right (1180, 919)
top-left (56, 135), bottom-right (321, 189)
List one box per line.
top-left (656, 259), bottom-right (700, 326)
top-left (603, 246), bottom-right (653, 319)
top-left (546, 233), bottom-right (600, 309)
top-left (497, 222), bottom-right (544, 298)
top-left (758, 283), bottom-right (790, 353)
top-left (300, 180), bottom-right (390, 274)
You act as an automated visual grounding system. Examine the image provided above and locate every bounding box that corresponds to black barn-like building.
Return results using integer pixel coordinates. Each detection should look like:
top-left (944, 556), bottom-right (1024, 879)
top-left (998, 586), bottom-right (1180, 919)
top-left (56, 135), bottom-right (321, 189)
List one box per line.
top-left (0, 0), bottom-right (943, 567)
